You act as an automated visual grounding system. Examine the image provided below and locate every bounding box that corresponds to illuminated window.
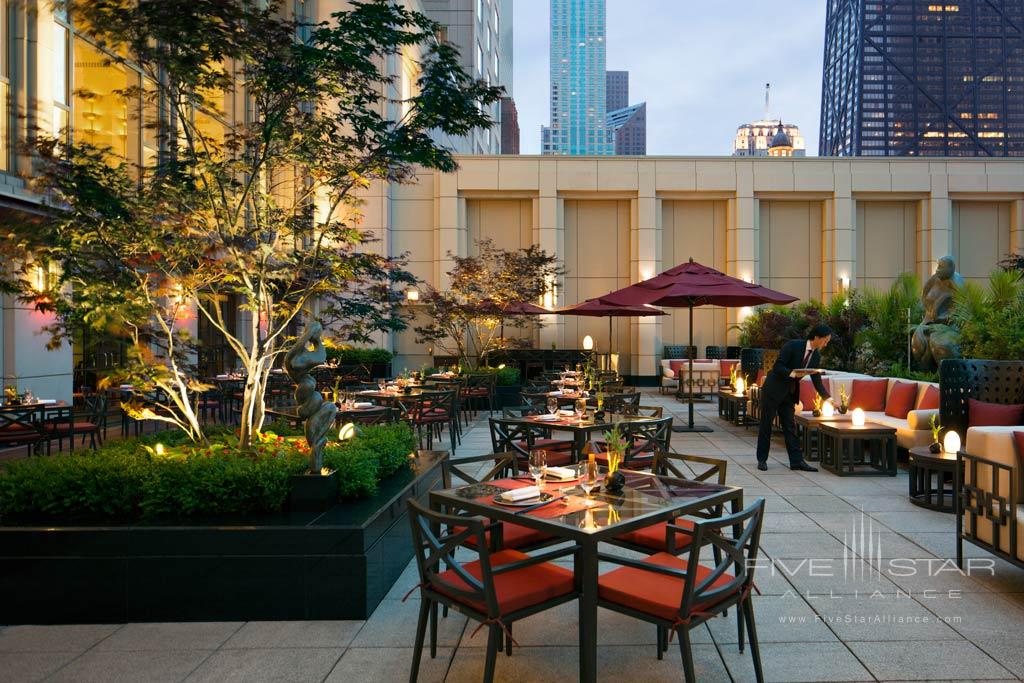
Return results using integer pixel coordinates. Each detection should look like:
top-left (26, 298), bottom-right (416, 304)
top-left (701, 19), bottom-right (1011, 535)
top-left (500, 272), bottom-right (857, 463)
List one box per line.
top-left (73, 39), bottom-right (129, 162)
top-left (52, 17), bottom-right (70, 143)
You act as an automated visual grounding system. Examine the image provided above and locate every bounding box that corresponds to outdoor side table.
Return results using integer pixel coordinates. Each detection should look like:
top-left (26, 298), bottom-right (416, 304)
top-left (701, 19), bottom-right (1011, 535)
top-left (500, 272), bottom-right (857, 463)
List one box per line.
top-left (818, 421), bottom-right (897, 476)
top-left (907, 446), bottom-right (956, 512)
top-left (794, 412), bottom-right (852, 462)
top-left (676, 370), bottom-right (717, 402)
top-left (717, 390), bottom-right (749, 426)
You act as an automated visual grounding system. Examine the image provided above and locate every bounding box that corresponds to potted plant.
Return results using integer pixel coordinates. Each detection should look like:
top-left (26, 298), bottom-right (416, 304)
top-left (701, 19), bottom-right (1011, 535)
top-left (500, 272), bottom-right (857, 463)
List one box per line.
top-left (812, 394), bottom-right (823, 418)
top-left (837, 385), bottom-right (849, 415)
top-left (602, 425), bottom-right (626, 494)
top-left (594, 390), bottom-right (606, 421)
top-left (929, 414), bottom-right (943, 453)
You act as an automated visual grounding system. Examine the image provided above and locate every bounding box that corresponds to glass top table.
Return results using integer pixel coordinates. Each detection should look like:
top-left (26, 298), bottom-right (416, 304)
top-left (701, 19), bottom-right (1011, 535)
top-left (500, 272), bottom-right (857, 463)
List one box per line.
top-left (430, 469), bottom-right (743, 682)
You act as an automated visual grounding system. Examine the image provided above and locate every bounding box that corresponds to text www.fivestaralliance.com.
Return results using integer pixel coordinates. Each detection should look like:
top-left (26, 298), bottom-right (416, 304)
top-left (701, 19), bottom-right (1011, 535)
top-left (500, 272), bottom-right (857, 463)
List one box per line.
top-left (779, 614), bottom-right (962, 625)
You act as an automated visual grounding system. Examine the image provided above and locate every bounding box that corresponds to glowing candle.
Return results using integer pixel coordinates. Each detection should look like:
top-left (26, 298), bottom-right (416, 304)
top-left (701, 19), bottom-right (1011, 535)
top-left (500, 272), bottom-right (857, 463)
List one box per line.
top-left (943, 430), bottom-right (961, 455)
top-left (851, 408), bottom-right (865, 427)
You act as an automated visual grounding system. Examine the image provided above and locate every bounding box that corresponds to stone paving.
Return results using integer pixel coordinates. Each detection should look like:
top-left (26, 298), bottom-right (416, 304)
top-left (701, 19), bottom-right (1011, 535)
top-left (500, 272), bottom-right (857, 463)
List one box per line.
top-left (4, 391), bottom-right (1024, 682)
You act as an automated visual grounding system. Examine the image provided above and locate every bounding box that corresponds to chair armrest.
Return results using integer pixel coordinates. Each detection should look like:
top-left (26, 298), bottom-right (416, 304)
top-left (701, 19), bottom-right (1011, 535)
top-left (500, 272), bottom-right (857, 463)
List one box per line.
top-left (596, 551), bottom-right (689, 579)
top-left (907, 409), bottom-right (939, 431)
top-left (490, 543), bottom-right (581, 575)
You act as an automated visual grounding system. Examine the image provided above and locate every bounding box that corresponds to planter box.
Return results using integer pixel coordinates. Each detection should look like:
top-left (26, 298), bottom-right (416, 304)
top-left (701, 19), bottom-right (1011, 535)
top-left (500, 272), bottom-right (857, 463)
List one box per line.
top-left (0, 451), bottom-right (447, 624)
top-left (494, 384), bottom-right (522, 409)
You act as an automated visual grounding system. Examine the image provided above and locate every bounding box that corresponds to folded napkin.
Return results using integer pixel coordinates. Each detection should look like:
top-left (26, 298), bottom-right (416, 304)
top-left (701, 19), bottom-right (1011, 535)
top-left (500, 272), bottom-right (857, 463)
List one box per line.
top-left (216, 374), bottom-right (229, 379)
top-left (37, 399), bottom-right (57, 404)
top-left (559, 409), bottom-right (575, 416)
top-left (548, 390), bottom-right (563, 396)
top-left (353, 402), bottom-right (373, 408)
top-left (546, 466), bottom-right (577, 481)
top-left (357, 390), bottom-right (375, 394)
top-left (501, 486), bottom-right (541, 502)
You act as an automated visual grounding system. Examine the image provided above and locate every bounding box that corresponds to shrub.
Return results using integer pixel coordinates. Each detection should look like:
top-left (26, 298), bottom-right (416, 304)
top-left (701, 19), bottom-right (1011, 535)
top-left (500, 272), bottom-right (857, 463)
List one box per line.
top-left (953, 270), bottom-right (1024, 361)
top-left (324, 444), bottom-right (380, 499)
top-left (855, 273), bottom-right (921, 375)
top-left (467, 365), bottom-right (521, 386)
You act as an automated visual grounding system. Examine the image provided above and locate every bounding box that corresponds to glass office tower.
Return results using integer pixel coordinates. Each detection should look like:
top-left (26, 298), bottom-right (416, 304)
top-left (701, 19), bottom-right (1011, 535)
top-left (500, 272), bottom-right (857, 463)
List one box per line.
top-left (542, 0), bottom-right (614, 155)
top-left (820, 0), bottom-right (1024, 156)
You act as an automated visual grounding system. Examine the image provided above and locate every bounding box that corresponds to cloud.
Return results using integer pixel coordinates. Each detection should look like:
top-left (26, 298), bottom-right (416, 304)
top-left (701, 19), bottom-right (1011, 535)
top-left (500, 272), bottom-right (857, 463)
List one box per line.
top-left (513, 0), bottom-right (826, 155)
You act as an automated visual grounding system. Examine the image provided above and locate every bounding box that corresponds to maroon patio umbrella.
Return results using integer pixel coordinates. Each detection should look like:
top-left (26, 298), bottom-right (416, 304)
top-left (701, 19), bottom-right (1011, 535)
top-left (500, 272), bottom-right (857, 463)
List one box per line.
top-left (600, 258), bottom-right (798, 432)
top-left (557, 298), bottom-right (666, 353)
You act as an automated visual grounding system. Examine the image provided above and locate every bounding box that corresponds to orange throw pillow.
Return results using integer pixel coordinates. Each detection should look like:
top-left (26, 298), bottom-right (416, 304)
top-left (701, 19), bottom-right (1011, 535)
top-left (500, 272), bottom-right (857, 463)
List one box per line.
top-left (917, 384), bottom-right (939, 410)
top-left (968, 398), bottom-right (1024, 427)
top-left (668, 360), bottom-right (687, 378)
top-left (850, 379), bottom-right (887, 412)
top-left (884, 381), bottom-right (919, 419)
top-left (719, 360), bottom-right (739, 377)
top-left (799, 378), bottom-right (830, 410)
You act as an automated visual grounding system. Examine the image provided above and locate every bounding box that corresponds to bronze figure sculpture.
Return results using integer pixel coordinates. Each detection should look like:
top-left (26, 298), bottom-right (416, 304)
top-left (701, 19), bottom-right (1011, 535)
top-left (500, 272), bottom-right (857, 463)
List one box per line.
top-left (911, 255), bottom-right (964, 371)
top-left (284, 321), bottom-right (338, 472)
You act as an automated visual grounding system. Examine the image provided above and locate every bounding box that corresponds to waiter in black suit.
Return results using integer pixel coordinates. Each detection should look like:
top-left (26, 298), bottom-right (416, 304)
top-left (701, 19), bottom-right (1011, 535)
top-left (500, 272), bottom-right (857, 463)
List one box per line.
top-left (755, 324), bottom-right (833, 472)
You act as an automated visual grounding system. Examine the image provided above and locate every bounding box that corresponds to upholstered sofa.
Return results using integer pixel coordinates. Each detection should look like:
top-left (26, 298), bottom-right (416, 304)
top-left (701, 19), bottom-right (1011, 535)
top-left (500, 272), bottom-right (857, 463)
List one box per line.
top-left (794, 374), bottom-right (940, 450)
top-left (659, 358), bottom-right (739, 394)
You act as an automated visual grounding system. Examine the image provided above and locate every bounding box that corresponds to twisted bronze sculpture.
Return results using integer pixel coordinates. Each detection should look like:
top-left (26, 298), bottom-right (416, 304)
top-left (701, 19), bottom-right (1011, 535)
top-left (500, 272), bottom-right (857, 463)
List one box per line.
top-left (284, 321), bottom-right (338, 472)
top-left (912, 256), bottom-right (964, 371)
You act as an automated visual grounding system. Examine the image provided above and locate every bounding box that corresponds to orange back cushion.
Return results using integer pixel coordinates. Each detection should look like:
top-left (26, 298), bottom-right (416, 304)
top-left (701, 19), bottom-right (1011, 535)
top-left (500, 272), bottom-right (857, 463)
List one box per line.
top-left (668, 360), bottom-right (687, 378)
top-left (799, 378), bottom-right (830, 409)
top-left (968, 398), bottom-right (1024, 427)
top-left (917, 384), bottom-right (939, 410)
top-left (884, 381), bottom-right (918, 419)
top-left (850, 379), bottom-right (888, 412)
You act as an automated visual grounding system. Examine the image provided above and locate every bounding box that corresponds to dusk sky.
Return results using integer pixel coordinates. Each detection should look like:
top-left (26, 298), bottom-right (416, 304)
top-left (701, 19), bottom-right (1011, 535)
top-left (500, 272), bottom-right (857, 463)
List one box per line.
top-left (512, 0), bottom-right (829, 156)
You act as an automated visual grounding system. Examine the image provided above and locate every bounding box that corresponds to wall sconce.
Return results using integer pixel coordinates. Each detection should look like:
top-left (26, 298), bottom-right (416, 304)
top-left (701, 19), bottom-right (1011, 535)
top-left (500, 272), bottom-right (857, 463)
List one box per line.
top-left (738, 306), bottom-right (752, 320)
top-left (640, 267), bottom-right (654, 281)
top-left (851, 407), bottom-right (865, 427)
top-left (405, 288), bottom-right (419, 302)
top-left (837, 275), bottom-right (850, 294)
top-left (943, 430), bottom-right (961, 455)
top-left (582, 335), bottom-right (594, 350)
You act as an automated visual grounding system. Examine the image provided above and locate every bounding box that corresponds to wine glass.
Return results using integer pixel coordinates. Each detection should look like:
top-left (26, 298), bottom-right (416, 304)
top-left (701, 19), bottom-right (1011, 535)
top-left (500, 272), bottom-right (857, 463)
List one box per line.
top-left (546, 397), bottom-right (559, 416)
top-left (528, 449), bottom-right (547, 488)
top-left (580, 460), bottom-right (598, 500)
top-left (574, 398), bottom-right (587, 420)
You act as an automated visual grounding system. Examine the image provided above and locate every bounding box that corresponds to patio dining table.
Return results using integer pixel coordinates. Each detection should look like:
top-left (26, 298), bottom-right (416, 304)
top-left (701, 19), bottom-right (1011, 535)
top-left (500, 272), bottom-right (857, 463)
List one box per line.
top-left (502, 412), bottom-right (662, 461)
top-left (430, 469), bottom-right (743, 683)
top-left (0, 401), bottom-right (70, 454)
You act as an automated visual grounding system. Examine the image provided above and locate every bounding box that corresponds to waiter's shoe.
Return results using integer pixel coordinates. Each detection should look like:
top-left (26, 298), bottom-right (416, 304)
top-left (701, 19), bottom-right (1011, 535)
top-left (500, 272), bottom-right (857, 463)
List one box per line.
top-left (791, 461), bottom-right (818, 472)
top-left (757, 461), bottom-right (768, 471)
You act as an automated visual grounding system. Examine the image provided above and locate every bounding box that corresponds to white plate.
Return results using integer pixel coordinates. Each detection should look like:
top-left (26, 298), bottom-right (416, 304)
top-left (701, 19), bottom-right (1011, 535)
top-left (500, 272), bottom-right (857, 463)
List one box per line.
top-left (492, 492), bottom-right (553, 507)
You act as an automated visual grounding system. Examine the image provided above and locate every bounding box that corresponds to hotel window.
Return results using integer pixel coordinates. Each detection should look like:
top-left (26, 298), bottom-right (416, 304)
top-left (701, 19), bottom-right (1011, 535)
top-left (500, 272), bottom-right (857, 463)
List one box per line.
top-left (53, 14), bottom-right (70, 144)
top-left (0, 0), bottom-right (8, 171)
top-left (73, 39), bottom-right (130, 162)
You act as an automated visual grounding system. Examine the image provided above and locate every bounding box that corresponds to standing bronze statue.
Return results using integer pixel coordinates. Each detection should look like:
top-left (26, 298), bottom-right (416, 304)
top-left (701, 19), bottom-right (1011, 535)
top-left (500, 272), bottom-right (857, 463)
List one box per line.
top-left (284, 321), bottom-right (338, 472)
top-left (911, 255), bottom-right (964, 371)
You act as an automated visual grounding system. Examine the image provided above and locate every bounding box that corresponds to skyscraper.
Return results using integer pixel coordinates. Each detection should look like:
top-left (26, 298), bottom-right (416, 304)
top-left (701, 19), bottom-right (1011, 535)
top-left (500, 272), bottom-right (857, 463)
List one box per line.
top-left (607, 102), bottom-right (646, 155)
top-left (499, 97), bottom-right (520, 154)
top-left (606, 70), bottom-right (629, 112)
top-left (542, 0), bottom-right (614, 155)
top-left (421, 0), bottom-right (511, 154)
top-left (820, 0), bottom-right (1024, 157)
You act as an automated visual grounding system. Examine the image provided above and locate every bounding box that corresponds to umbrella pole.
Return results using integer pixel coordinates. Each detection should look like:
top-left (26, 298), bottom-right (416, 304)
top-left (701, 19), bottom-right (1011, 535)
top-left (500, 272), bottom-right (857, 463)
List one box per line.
top-left (673, 301), bottom-right (713, 433)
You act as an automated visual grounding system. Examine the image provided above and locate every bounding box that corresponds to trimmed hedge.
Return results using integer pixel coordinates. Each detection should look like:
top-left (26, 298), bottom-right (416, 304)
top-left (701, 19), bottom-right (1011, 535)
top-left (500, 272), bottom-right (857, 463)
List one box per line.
top-left (0, 423), bottom-right (417, 523)
top-left (324, 346), bottom-right (393, 365)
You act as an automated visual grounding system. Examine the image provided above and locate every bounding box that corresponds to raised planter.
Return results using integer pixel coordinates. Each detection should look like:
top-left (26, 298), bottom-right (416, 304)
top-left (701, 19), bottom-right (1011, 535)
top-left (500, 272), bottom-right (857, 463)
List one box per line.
top-left (0, 450), bottom-right (447, 624)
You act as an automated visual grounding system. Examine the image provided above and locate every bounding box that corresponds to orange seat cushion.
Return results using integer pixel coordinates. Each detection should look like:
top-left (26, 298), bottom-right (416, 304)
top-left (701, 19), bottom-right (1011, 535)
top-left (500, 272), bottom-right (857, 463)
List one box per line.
top-left (515, 438), bottom-right (573, 452)
top-left (459, 522), bottom-right (555, 550)
top-left (615, 518), bottom-right (694, 552)
top-left (598, 551), bottom-right (737, 622)
top-left (884, 381), bottom-right (918, 419)
top-left (435, 549), bottom-right (574, 615)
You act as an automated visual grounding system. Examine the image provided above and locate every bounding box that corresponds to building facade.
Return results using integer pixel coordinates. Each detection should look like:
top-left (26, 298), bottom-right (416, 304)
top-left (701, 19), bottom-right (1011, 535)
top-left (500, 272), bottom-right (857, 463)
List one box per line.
top-left (421, 0), bottom-right (511, 154)
top-left (733, 120), bottom-right (807, 157)
top-left (499, 97), bottom-right (521, 154)
top-left (541, 0), bottom-right (614, 156)
top-left (605, 70), bottom-right (629, 112)
top-left (820, 0), bottom-right (1024, 157)
top-left (607, 102), bottom-right (646, 155)
top-left (384, 155), bottom-right (1024, 376)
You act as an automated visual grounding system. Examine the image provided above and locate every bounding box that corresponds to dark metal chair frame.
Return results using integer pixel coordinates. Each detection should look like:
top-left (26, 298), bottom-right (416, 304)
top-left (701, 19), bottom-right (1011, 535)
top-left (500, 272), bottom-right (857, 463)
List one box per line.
top-left (407, 499), bottom-right (580, 683)
top-left (596, 498), bottom-right (767, 683)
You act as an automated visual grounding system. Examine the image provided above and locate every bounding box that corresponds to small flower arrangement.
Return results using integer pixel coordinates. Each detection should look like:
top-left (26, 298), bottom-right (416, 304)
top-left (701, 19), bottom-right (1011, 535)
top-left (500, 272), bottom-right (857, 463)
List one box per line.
top-left (812, 394), bottom-right (823, 417)
top-left (929, 414), bottom-right (943, 453)
top-left (838, 385), bottom-right (849, 414)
